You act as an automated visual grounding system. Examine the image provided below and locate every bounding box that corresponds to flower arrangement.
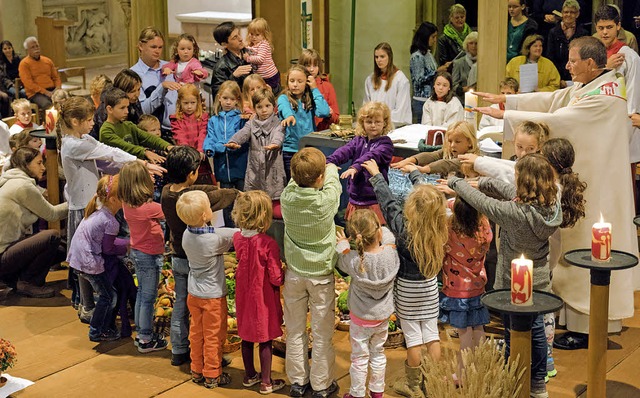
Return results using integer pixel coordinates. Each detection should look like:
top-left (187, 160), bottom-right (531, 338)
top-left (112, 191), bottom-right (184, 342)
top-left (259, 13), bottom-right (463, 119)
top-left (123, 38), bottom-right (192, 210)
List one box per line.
top-left (0, 338), bottom-right (17, 373)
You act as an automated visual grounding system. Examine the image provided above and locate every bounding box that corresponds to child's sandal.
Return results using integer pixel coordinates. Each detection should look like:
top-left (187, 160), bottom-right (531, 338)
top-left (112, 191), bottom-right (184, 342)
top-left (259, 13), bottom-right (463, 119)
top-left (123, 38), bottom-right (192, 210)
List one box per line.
top-left (191, 372), bottom-right (204, 384)
top-left (203, 372), bottom-right (231, 389)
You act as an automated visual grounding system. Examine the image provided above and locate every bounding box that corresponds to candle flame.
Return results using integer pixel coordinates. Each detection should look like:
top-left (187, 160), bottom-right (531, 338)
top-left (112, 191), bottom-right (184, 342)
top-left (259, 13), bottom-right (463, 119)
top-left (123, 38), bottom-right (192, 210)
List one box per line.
top-left (599, 212), bottom-right (604, 224)
top-left (519, 254), bottom-right (525, 260)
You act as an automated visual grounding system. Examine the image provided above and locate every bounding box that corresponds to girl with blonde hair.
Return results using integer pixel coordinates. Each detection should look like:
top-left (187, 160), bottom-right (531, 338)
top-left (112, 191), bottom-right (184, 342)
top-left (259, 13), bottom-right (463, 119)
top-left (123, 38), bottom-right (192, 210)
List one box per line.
top-left (244, 17), bottom-right (280, 93)
top-left (363, 159), bottom-right (448, 397)
top-left (336, 209), bottom-right (400, 398)
top-left (393, 120), bottom-right (479, 176)
top-left (327, 101), bottom-right (394, 224)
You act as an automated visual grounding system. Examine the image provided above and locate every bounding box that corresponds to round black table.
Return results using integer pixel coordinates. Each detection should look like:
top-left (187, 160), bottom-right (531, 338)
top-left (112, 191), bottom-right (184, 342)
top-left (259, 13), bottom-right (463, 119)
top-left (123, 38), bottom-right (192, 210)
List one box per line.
top-left (30, 128), bottom-right (60, 231)
top-left (482, 289), bottom-right (563, 398)
top-left (563, 249), bottom-right (638, 398)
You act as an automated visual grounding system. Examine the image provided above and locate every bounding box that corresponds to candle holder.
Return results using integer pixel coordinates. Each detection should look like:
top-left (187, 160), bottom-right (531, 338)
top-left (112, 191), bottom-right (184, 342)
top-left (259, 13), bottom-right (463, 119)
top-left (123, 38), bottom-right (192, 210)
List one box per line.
top-left (563, 249), bottom-right (638, 398)
top-left (482, 289), bottom-right (563, 398)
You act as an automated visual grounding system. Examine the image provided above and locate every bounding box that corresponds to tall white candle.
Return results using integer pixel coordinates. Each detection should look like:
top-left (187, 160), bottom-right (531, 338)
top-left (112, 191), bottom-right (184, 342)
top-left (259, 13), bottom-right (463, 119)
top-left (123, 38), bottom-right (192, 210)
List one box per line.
top-left (464, 90), bottom-right (478, 113)
top-left (511, 255), bottom-right (533, 306)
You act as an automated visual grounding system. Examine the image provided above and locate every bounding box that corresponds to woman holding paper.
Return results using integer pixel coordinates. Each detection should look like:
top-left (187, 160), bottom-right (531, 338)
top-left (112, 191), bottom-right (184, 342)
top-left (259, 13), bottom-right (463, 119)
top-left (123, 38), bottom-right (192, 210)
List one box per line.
top-left (505, 34), bottom-right (561, 92)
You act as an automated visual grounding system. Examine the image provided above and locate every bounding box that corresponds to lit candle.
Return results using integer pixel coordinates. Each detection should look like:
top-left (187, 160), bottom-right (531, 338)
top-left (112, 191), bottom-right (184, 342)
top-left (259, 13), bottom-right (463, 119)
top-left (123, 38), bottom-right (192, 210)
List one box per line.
top-left (45, 107), bottom-right (58, 134)
top-left (591, 213), bottom-right (612, 262)
top-left (511, 254), bottom-right (533, 306)
top-left (464, 90), bottom-right (478, 113)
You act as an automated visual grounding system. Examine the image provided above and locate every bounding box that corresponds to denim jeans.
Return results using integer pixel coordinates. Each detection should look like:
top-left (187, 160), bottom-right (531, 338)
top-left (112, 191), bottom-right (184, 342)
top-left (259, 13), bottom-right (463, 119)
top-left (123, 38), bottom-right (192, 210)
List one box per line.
top-left (131, 249), bottom-right (162, 341)
top-left (170, 256), bottom-right (190, 354)
top-left (503, 314), bottom-right (547, 382)
top-left (411, 98), bottom-right (426, 124)
top-left (81, 271), bottom-right (117, 338)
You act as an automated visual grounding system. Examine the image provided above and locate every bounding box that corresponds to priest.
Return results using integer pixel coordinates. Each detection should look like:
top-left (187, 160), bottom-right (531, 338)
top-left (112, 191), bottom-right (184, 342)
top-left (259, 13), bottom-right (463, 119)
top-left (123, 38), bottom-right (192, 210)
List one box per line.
top-left (475, 36), bottom-right (639, 350)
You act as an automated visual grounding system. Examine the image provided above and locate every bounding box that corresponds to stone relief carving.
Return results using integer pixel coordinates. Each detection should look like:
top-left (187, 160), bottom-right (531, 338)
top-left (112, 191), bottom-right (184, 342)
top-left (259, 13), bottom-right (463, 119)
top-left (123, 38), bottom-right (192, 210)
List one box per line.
top-left (67, 9), bottom-right (112, 56)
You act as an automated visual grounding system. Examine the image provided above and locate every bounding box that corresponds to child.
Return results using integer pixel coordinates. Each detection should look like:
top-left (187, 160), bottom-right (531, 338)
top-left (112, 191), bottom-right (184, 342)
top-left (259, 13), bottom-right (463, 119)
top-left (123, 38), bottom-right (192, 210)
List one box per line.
top-left (203, 80), bottom-right (248, 226)
top-left (278, 65), bottom-right (331, 181)
top-left (12, 128), bottom-right (41, 151)
top-left (225, 89), bottom-right (286, 212)
top-left (161, 145), bottom-right (238, 366)
top-left (327, 101), bottom-right (394, 224)
top-left (100, 87), bottom-right (172, 164)
top-left (447, 154), bottom-right (583, 398)
top-left (117, 161), bottom-right (168, 353)
top-left (440, 195), bottom-right (492, 381)
top-left (170, 84), bottom-right (208, 150)
top-left (138, 114), bottom-right (162, 137)
top-left (392, 120), bottom-right (479, 176)
top-left (44, 89), bottom-right (69, 134)
top-left (540, 137), bottom-right (586, 381)
top-left (8, 98), bottom-right (41, 135)
top-left (421, 71), bottom-right (464, 126)
top-left (280, 147), bottom-right (342, 397)
top-left (241, 74), bottom-right (270, 117)
top-left (231, 190), bottom-right (285, 394)
top-left (244, 18), bottom-right (280, 93)
top-left (363, 159), bottom-right (447, 398)
top-left (163, 33), bottom-right (208, 85)
top-left (176, 190), bottom-right (238, 389)
top-left (92, 69), bottom-right (145, 139)
top-left (67, 175), bottom-right (128, 342)
top-left (478, 77), bottom-right (518, 130)
top-left (460, 120), bottom-right (549, 184)
top-left (89, 74), bottom-right (112, 108)
top-left (298, 49), bottom-right (340, 131)
top-left (336, 209), bottom-right (400, 398)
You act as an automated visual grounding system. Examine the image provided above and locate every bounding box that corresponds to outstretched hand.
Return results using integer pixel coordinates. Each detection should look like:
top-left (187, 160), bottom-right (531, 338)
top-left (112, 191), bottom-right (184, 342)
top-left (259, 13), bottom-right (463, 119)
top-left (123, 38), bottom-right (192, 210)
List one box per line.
top-left (281, 116), bottom-right (296, 127)
top-left (340, 168), bottom-right (357, 180)
top-left (362, 159), bottom-right (380, 176)
top-left (224, 142), bottom-right (241, 150)
top-left (473, 91), bottom-right (506, 105)
top-left (475, 106), bottom-right (504, 119)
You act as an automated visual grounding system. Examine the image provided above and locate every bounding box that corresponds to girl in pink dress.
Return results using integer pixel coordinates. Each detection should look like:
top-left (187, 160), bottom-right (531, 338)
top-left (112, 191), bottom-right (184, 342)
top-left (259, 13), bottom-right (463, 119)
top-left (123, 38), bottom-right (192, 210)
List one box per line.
top-left (162, 34), bottom-right (208, 85)
top-left (231, 190), bottom-right (285, 394)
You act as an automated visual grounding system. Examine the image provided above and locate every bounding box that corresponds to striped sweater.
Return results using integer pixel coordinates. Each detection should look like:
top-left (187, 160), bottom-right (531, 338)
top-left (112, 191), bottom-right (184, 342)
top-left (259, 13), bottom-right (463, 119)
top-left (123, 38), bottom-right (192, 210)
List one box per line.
top-left (246, 40), bottom-right (278, 79)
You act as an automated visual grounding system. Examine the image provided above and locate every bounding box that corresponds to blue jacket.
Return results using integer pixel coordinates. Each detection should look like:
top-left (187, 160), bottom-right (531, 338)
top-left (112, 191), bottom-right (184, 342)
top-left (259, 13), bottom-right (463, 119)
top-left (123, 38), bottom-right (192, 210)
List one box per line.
top-left (203, 109), bottom-right (248, 183)
top-left (277, 88), bottom-right (330, 153)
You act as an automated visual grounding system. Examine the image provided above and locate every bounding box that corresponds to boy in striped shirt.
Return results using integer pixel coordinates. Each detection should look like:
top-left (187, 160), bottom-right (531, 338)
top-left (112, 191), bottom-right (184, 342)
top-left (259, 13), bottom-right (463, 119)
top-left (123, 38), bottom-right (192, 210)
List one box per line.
top-left (280, 147), bottom-right (341, 398)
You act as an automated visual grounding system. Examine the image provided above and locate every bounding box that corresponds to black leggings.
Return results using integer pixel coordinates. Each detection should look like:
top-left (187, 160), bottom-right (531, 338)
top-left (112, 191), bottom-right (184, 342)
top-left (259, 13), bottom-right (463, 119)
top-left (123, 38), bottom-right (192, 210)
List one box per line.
top-left (0, 230), bottom-right (61, 287)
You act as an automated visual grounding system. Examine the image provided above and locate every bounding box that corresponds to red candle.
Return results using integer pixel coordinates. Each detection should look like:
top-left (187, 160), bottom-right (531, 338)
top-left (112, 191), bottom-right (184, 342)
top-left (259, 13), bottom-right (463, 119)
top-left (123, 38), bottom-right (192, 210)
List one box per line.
top-left (591, 214), bottom-right (611, 262)
top-left (511, 255), bottom-right (533, 306)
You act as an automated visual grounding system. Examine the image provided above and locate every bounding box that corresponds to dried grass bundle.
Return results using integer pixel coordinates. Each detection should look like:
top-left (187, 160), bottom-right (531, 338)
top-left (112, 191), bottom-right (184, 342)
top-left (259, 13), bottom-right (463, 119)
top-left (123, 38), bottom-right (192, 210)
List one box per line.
top-left (421, 338), bottom-right (525, 398)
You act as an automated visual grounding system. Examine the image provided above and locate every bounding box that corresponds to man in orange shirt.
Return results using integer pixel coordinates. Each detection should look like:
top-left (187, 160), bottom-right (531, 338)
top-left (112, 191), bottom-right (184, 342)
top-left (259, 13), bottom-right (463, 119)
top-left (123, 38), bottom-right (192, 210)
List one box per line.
top-left (18, 37), bottom-right (61, 110)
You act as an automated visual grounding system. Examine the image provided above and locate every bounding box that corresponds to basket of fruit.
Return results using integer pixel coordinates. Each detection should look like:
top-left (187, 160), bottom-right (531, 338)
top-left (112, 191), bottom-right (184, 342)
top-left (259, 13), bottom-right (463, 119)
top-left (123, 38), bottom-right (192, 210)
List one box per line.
top-left (383, 314), bottom-right (405, 348)
top-left (223, 334), bottom-right (242, 354)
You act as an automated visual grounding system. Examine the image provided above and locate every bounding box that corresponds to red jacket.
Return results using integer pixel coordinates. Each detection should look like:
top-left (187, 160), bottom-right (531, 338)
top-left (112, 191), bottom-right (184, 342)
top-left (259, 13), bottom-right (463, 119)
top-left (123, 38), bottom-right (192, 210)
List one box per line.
top-left (233, 232), bottom-right (284, 343)
top-left (169, 112), bottom-right (209, 151)
top-left (315, 75), bottom-right (340, 131)
top-left (442, 205), bottom-right (493, 299)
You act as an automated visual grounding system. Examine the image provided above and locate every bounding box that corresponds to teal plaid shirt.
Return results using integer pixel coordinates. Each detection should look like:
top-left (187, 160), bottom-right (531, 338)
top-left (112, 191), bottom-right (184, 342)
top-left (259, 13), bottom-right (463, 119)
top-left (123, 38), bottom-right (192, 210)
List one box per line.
top-left (281, 164), bottom-right (341, 277)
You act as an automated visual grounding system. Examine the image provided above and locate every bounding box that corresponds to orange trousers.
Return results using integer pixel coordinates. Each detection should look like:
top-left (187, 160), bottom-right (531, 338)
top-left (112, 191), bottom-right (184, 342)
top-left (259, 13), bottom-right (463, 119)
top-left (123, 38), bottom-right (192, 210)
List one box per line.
top-left (187, 294), bottom-right (228, 378)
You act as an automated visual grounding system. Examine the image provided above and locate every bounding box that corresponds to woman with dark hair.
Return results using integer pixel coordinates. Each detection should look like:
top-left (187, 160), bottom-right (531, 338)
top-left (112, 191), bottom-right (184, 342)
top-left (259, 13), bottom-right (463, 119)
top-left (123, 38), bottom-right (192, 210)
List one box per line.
top-left (0, 147), bottom-right (67, 298)
top-left (364, 42), bottom-right (411, 125)
top-left (0, 40), bottom-right (26, 98)
top-left (410, 22), bottom-right (450, 123)
top-left (507, 0), bottom-right (539, 62)
top-left (506, 34), bottom-right (561, 92)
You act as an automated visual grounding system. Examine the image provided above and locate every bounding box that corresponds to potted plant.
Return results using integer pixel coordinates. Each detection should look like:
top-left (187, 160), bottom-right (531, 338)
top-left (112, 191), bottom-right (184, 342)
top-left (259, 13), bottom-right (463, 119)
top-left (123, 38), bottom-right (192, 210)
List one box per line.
top-left (0, 338), bottom-right (17, 387)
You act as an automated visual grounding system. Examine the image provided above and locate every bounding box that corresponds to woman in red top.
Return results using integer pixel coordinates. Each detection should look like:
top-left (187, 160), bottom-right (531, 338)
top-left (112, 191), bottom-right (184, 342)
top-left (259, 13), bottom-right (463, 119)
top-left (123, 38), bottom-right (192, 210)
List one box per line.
top-left (298, 49), bottom-right (340, 131)
top-left (440, 195), bottom-right (492, 377)
top-left (231, 190), bottom-right (285, 395)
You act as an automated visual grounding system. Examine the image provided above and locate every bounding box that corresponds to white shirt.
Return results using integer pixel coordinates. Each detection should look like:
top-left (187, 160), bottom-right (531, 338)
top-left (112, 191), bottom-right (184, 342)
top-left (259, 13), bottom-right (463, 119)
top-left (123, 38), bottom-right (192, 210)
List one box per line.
top-left (364, 70), bottom-right (412, 125)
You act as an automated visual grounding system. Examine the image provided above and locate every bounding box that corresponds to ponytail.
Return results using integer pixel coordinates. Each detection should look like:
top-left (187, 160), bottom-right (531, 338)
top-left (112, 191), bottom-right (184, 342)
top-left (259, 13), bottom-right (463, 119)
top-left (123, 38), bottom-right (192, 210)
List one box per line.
top-left (353, 233), bottom-right (366, 273)
top-left (346, 209), bottom-right (382, 275)
top-left (85, 174), bottom-right (119, 219)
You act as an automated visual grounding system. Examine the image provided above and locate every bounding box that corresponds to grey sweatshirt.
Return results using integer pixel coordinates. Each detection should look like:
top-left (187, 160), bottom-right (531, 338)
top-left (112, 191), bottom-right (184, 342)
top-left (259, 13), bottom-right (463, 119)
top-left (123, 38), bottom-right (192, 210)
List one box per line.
top-left (449, 176), bottom-right (562, 293)
top-left (336, 227), bottom-right (400, 320)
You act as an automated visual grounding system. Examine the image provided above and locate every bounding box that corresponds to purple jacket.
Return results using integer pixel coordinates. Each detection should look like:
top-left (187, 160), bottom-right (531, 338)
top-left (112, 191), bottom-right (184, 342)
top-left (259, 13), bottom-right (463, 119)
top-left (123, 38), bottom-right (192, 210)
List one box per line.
top-left (327, 135), bottom-right (394, 206)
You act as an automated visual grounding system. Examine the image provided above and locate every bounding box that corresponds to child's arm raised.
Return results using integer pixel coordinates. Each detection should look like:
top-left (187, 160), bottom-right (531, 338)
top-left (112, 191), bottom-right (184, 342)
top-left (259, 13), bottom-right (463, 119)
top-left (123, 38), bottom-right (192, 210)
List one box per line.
top-left (203, 117), bottom-right (232, 154)
top-left (351, 136), bottom-right (394, 173)
top-left (326, 138), bottom-right (357, 169)
top-left (335, 229), bottom-right (358, 275)
top-left (277, 94), bottom-right (297, 127)
top-left (162, 61), bottom-right (177, 76)
top-left (363, 160), bottom-right (404, 237)
top-left (210, 227), bottom-right (240, 255)
top-left (319, 164), bottom-right (342, 209)
top-left (226, 121), bottom-right (252, 147)
top-left (135, 124), bottom-right (171, 153)
top-left (311, 87), bottom-right (331, 119)
top-left (267, 123), bottom-right (284, 149)
top-left (448, 176), bottom-right (522, 230)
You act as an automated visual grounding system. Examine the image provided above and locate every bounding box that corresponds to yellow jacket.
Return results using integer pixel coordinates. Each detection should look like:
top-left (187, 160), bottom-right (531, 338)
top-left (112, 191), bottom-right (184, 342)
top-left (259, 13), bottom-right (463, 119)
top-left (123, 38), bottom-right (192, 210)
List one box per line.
top-left (505, 56), bottom-right (560, 92)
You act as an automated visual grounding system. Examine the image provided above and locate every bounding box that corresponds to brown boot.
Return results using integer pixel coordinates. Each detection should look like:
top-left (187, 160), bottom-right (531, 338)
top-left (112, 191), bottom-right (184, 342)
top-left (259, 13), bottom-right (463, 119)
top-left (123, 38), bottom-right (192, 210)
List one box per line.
top-left (16, 281), bottom-right (54, 298)
top-left (393, 361), bottom-right (425, 398)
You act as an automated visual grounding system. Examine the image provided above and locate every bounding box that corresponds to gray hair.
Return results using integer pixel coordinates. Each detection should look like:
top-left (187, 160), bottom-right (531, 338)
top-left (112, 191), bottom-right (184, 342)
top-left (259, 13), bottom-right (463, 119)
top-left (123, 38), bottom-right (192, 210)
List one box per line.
top-left (569, 36), bottom-right (607, 68)
top-left (463, 31), bottom-right (478, 51)
top-left (563, 0), bottom-right (580, 12)
top-left (23, 36), bottom-right (37, 49)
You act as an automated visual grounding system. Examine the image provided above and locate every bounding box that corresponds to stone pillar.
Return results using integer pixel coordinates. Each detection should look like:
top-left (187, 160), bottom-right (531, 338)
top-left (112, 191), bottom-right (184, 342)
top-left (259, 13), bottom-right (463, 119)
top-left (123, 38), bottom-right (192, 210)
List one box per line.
top-left (125, 0), bottom-right (169, 66)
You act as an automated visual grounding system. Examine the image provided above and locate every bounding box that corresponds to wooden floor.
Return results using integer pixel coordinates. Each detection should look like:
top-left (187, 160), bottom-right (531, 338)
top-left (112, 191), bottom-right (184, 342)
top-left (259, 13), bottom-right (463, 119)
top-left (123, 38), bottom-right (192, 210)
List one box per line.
top-left (2, 270), bottom-right (640, 397)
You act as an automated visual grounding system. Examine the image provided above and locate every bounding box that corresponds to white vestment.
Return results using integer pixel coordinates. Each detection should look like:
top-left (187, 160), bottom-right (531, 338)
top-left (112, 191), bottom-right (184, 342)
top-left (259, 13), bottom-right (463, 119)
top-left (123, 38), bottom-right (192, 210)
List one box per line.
top-left (503, 70), bottom-right (639, 330)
